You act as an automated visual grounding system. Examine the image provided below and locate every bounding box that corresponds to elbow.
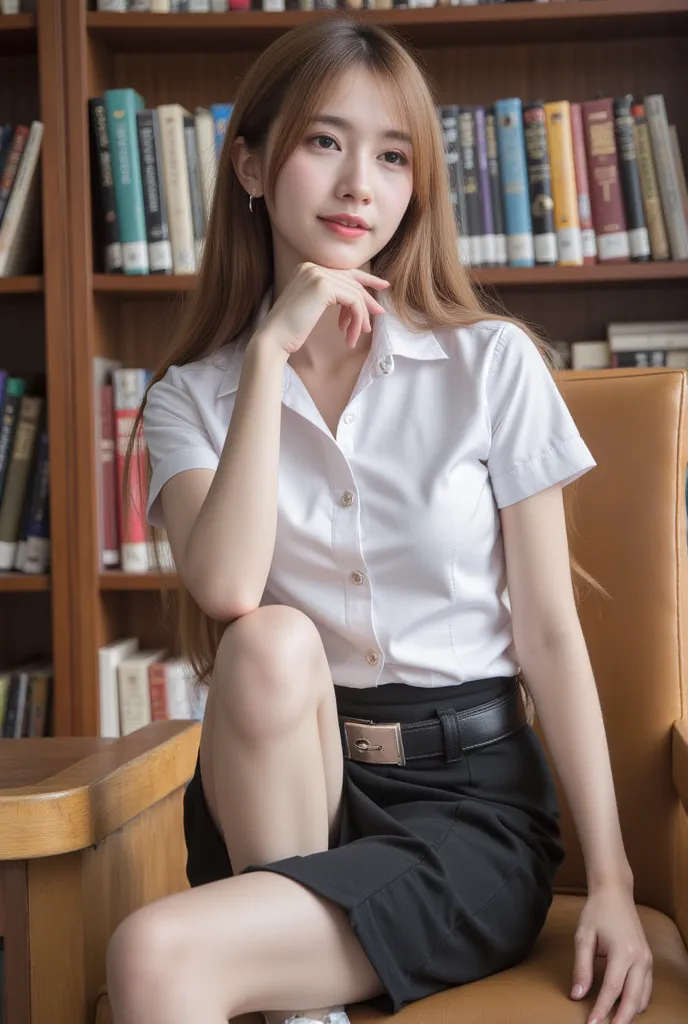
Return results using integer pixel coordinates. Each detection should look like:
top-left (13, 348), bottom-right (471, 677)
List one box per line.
top-left (184, 573), bottom-right (260, 623)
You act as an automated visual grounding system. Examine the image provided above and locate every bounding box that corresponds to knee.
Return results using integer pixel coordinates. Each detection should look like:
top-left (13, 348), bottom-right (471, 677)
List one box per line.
top-left (212, 605), bottom-right (327, 738)
top-left (106, 906), bottom-right (192, 1015)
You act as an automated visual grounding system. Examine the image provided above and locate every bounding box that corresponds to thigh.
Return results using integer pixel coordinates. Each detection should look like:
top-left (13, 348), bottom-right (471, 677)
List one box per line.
top-left (128, 869), bottom-right (385, 1019)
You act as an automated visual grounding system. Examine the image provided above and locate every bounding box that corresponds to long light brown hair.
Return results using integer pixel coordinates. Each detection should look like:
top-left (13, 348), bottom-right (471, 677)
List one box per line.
top-left (126, 15), bottom-right (606, 717)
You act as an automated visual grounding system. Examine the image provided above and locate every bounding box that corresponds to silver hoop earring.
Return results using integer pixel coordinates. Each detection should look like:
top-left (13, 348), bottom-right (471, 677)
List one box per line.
top-left (249, 188), bottom-right (255, 213)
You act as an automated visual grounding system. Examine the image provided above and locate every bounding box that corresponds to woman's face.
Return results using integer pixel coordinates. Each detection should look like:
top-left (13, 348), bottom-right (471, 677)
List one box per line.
top-left (265, 66), bottom-right (414, 274)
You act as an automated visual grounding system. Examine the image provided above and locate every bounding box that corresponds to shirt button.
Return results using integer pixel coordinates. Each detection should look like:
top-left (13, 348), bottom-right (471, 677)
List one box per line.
top-left (379, 355), bottom-right (394, 374)
top-left (366, 649), bottom-right (380, 665)
top-left (350, 570), bottom-right (365, 585)
top-left (343, 413), bottom-right (355, 424)
top-left (340, 491), bottom-right (354, 507)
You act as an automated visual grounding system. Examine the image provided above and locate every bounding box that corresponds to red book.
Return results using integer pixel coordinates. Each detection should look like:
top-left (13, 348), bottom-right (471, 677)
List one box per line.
top-left (112, 369), bottom-right (150, 573)
top-left (569, 103), bottom-right (597, 265)
top-left (581, 98), bottom-right (630, 263)
top-left (99, 384), bottom-right (119, 568)
top-left (148, 660), bottom-right (168, 721)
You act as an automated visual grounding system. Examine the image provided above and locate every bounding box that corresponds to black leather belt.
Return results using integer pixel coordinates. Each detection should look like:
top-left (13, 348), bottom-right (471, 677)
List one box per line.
top-left (338, 680), bottom-right (527, 766)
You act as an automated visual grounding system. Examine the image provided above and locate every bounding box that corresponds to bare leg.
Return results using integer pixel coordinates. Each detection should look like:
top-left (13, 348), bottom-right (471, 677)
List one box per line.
top-left (106, 869), bottom-right (385, 1024)
top-left (200, 605), bottom-right (366, 1022)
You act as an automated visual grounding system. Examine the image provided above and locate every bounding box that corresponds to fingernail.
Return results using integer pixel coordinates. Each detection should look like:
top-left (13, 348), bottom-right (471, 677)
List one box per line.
top-left (572, 985), bottom-right (583, 998)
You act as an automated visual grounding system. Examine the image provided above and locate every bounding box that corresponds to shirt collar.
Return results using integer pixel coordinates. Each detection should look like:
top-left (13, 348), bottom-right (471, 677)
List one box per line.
top-left (217, 286), bottom-right (448, 398)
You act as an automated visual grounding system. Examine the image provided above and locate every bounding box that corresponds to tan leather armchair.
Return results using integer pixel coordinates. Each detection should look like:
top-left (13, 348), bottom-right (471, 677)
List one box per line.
top-left (6, 368), bottom-right (686, 1024)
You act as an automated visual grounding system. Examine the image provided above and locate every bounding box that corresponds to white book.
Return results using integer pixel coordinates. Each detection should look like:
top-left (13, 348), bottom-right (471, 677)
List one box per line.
top-left (130, 1), bottom-right (151, 9)
top-left (118, 648), bottom-right (167, 736)
top-left (188, 0), bottom-right (210, 9)
top-left (608, 322), bottom-right (688, 352)
top-left (156, 656), bottom-right (194, 719)
top-left (0, 121), bottom-right (44, 277)
top-left (571, 341), bottom-right (611, 371)
top-left (97, 1), bottom-right (129, 10)
top-left (157, 104), bottom-right (196, 274)
top-left (99, 637), bottom-right (139, 737)
top-left (211, 0), bottom-right (229, 9)
top-left (194, 108), bottom-right (217, 226)
top-left (1, 1), bottom-right (21, 13)
top-left (151, 0), bottom-right (171, 8)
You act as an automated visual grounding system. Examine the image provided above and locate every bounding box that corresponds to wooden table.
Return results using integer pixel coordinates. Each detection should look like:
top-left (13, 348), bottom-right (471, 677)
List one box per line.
top-left (0, 721), bottom-right (199, 1024)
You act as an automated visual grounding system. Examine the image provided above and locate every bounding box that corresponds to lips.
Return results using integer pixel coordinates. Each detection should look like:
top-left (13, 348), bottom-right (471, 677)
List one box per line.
top-left (321, 216), bottom-right (370, 230)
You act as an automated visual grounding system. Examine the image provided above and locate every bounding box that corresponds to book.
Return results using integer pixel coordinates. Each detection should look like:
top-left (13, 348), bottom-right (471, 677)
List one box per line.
top-left (569, 103), bottom-right (597, 264)
top-left (613, 95), bottom-right (650, 262)
top-left (544, 100), bottom-right (583, 266)
top-left (136, 108), bottom-right (173, 274)
top-left (88, 98), bottom-right (124, 274)
top-left (581, 98), bottom-right (630, 263)
top-left (117, 648), bottom-right (167, 736)
top-left (0, 376), bottom-right (24, 505)
top-left (631, 101), bottom-right (670, 262)
top-left (99, 637), bottom-right (139, 737)
top-left (473, 106), bottom-right (496, 267)
top-left (157, 104), bottom-right (196, 274)
top-left (523, 101), bottom-right (557, 265)
top-left (183, 113), bottom-right (206, 267)
top-left (644, 94), bottom-right (688, 261)
top-left (0, 125), bottom-right (29, 229)
top-left (494, 97), bottom-right (534, 267)
top-left (485, 107), bottom-right (507, 266)
top-left (457, 108), bottom-right (483, 266)
top-left (112, 368), bottom-right (150, 572)
top-left (104, 89), bottom-right (149, 274)
top-left (0, 121), bottom-right (43, 276)
top-left (93, 356), bottom-right (122, 568)
top-left (0, 394), bottom-right (43, 570)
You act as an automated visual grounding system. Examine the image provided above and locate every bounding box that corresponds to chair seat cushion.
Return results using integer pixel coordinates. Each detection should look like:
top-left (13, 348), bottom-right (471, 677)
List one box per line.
top-left (350, 894), bottom-right (688, 1023)
top-left (95, 895), bottom-right (688, 1024)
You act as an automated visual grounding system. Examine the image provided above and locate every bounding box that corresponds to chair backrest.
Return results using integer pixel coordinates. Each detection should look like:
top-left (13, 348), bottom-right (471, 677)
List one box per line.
top-left (537, 368), bottom-right (688, 918)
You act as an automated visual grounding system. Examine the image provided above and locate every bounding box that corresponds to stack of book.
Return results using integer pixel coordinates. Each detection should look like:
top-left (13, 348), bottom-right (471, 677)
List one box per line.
top-left (0, 373), bottom-right (50, 575)
top-left (0, 121), bottom-right (44, 277)
top-left (95, 1), bottom-right (572, 12)
top-left (0, 662), bottom-right (52, 738)
top-left (98, 637), bottom-right (206, 738)
top-left (91, 86), bottom-right (688, 275)
top-left (569, 322), bottom-right (688, 371)
top-left (439, 94), bottom-right (688, 269)
top-left (89, 93), bottom-right (232, 275)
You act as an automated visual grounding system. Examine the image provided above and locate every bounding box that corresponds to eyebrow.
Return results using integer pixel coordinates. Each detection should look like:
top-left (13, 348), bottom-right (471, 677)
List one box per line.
top-left (309, 113), bottom-right (413, 147)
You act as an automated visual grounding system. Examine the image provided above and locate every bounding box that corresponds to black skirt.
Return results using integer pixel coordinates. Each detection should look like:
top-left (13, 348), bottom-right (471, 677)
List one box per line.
top-left (183, 675), bottom-right (565, 1015)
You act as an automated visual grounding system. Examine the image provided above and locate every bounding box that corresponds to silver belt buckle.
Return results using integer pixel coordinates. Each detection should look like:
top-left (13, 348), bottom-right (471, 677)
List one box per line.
top-left (343, 718), bottom-right (406, 766)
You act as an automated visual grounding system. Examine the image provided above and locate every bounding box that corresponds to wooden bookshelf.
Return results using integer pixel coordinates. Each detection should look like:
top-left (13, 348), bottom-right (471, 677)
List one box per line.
top-left (0, 0), bottom-right (72, 735)
top-left (61, 0), bottom-right (688, 736)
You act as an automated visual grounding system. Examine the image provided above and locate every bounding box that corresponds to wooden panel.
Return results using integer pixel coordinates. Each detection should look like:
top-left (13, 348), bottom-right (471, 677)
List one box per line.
top-left (0, 737), bottom-right (113, 790)
top-left (100, 590), bottom-right (180, 654)
top-left (0, 862), bottom-right (31, 1024)
top-left (0, 592), bottom-right (52, 669)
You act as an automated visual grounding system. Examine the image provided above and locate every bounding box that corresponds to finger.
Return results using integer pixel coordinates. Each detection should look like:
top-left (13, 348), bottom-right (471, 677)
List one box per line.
top-left (608, 963), bottom-right (648, 1024)
top-left (639, 968), bottom-right (653, 1013)
top-left (589, 960), bottom-right (629, 1024)
top-left (347, 301), bottom-right (363, 347)
top-left (350, 268), bottom-right (390, 287)
top-left (571, 930), bottom-right (596, 1001)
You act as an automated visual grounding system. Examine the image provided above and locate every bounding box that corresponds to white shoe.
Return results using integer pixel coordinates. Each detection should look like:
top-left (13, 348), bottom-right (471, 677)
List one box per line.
top-left (263, 1010), bottom-right (350, 1024)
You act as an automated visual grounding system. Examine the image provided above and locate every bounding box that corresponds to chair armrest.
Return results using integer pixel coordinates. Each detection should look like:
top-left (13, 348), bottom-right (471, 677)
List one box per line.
top-left (672, 718), bottom-right (688, 813)
top-left (0, 720), bottom-right (201, 859)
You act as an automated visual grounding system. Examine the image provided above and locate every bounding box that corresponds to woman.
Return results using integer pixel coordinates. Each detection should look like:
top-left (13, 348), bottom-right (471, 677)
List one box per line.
top-left (107, 16), bottom-right (653, 1024)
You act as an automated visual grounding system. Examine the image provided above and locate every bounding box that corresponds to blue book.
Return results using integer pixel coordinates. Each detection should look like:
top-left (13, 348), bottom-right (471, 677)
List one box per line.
top-left (0, 370), bottom-right (7, 413)
top-left (104, 89), bottom-right (149, 275)
top-left (210, 103), bottom-right (233, 161)
top-left (494, 98), bottom-right (534, 267)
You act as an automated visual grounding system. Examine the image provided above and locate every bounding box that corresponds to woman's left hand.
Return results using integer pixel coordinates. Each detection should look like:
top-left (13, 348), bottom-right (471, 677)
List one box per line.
top-left (570, 881), bottom-right (653, 1024)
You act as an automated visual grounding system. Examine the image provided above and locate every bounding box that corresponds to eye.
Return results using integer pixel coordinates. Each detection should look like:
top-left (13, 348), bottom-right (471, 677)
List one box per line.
top-left (309, 134), bottom-right (408, 166)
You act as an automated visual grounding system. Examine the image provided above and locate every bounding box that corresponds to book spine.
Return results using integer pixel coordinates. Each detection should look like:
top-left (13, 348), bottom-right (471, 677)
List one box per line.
top-left (113, 369), bottom-right (150, 572)
top-left (569, 102), bottom-right (597, 263)
top-left (12, 446), bottom-right (38, 571)
top-left (0, 377), bottom-right (24, 504)
top-left (581, 98), bottom-right (630, 263)
top-left (494, 97), bottom-right (534, 267)
top-left (117, 660), bottom-right (153, 736)
top-left (148, 661), bottom-right (169, 720)
top-left (544, 100), bottom-right (582, 266)
top-left (157, 104), bottom-right (196, 274)
top-left (523, 101), bottom-right (557, 265)
top-left (613, 96), bottom-right (651, 261)
top-left (612, 350), bottom-right (668, 368)
top-left (104, 89), bottom-right (149, 274)
top-left (457, 108), bottom-right (483, 266)
top-left (439, 105), bottom-right (470, 265)
top-left (470, 107), bottom-right (494, 267)
top-left (643, 95), bottom-right (688, 260)
top-left (136, 109), bottom-right (173, 274)
top-left (0, 125), bottom-right (29, 228)
top-left (183, 114), bottom-right (206, 267)
top-left (22, 430), bottom-right (50, 574)
top-left (669, 125), bottom-right (688, 239)
top-left (210, 103), bottom-right (233, 161)
top-left (0, 121), bottom-right (44, 277)
top-left (631, 103), bottom-right (670, 262)
top-left (0, 395), bottom-right (43, 570)
top-left (100, 383), bottom-right (120, 567)
top-left (88, 99), bottom-right (124, 274)
top-left (485, 107), bottom-right (507, 266)
top-left (194, 108), bottom-right (217, 225)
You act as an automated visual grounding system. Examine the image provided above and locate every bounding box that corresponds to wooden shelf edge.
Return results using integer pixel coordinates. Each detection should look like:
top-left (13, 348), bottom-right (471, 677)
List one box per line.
top-left (0, 275), bottom-right (43, 294)
top-left (85, 0), bottom-right (688, 50)
top-left (0, 573), bottom-right (50, 592)
top-left (93, 262), bottom-right (688, 296)
top-left (100, 572), bottom-right (180, 590)
top-left (0, 12), bottom-right (36, 55)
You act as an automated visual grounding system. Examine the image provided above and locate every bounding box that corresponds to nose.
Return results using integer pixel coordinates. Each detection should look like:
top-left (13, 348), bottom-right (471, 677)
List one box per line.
top-left (336, 152), bottom-right (373, 204)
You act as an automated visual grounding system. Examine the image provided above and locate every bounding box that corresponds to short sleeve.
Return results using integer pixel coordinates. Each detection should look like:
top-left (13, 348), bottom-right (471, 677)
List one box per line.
top-left (143, 366), bottom-right (220, 528)
top-left (486, 324), bottom-right (596, 508)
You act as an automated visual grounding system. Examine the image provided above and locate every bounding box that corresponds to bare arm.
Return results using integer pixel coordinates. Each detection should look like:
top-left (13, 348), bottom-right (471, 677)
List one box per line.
top-left (160, 335), bottom-right (287, 621)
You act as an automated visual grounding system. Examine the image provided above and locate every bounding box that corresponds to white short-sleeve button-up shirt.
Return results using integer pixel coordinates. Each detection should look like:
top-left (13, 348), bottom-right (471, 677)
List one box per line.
top-left (144, 291), bottom-right (596, 689)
